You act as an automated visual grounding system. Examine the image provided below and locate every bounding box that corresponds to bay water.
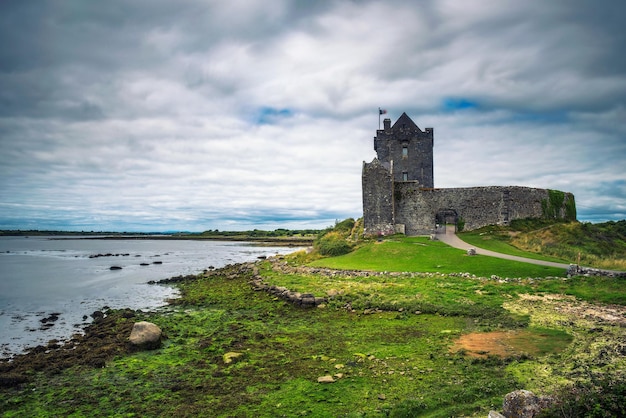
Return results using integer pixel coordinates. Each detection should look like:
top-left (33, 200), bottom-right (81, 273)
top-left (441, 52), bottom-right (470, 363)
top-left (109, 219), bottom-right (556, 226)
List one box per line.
top-left (0, 236), bottom-right (301, 357)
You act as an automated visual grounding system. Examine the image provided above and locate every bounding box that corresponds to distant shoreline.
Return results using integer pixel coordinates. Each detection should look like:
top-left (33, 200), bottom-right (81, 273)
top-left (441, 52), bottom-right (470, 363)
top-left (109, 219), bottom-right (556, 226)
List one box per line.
top-left (4, 234), bottom-right (313, 247)
top-left (1, 231), bottom-right (315, 246)
top-left (58, 235), bottom-right (314, 246)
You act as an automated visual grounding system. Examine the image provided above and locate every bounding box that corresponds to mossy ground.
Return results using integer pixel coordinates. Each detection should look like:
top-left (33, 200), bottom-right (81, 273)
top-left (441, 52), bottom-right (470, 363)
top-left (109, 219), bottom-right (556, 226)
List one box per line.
top-left (2, 235), bottom-right (626, 417)
top-left (1, 271), bottom-right (517, 417)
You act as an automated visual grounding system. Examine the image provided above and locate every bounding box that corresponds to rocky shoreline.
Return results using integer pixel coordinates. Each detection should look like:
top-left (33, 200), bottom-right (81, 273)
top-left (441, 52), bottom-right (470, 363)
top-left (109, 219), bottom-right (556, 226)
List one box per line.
top-left (0, 261), bottom-right (267, 388)
top-left (0, 259), bottom-right (320, 388)
top-left (0, 308), bottom-right (140, 388)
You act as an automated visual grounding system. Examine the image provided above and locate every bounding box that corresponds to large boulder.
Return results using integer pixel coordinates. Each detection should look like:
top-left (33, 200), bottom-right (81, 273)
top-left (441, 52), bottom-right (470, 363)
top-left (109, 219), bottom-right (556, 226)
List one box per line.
top-left (502, 390), bottom-right (553, 418)
top-left (128, 321), bottom-right (162, 349)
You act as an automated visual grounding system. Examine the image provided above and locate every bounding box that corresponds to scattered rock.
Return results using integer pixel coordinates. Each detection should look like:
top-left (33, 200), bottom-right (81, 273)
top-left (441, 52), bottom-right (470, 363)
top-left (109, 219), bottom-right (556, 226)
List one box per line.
top-left (300, 294), bottom-right (316, 307)
top-left (121, 310), bottom-right (136, 319)
top-left (317, 375), bottom-right (335, 383)
top-left (467, 248), bottom-right (476, 256)
top-left (488, 411), bottom-right (506, 418)
top-left (40, 313), bottom-right (61, 324)
top-left (222, 352), bottom-right (244, 364)
top-left (110, 266), bottom-right (123, 270)
top-left (502, 390), bottom-right (554, 418)
top-left (0, 373), bottom-right (29, 388)
top-left (91, 310), bottom-right (105, 322)
top-left (89, 253), bottom-right (110, 258)
top-left (89, 253), bottom-right (131, 258)
top-left (378, 394), bottom-right (386, 400)
top-left (128, 321), bottom-right (162, 349)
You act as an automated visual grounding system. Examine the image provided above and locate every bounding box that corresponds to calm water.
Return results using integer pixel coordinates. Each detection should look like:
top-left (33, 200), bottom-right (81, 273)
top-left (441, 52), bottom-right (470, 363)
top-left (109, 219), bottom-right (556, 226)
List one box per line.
top-left (0, 236), bottom-right (300, 357)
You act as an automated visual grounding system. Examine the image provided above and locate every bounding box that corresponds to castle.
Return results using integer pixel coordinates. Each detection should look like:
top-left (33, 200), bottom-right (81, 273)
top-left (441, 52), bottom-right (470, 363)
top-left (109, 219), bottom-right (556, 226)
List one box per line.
top-left (362, 113), bottom-right (576, 236)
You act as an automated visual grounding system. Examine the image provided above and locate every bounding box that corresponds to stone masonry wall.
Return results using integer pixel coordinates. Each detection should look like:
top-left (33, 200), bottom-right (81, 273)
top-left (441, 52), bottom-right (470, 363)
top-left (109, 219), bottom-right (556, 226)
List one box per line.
top-left (394, 185), bottom-right (575, 235)
top-left (362, 159), bottom-right (395, 236)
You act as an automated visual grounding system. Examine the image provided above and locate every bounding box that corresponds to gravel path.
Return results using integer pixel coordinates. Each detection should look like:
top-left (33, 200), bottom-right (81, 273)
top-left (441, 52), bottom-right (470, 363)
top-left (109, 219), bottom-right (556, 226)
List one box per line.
top-left (435, 226), bottom-right (572, 269)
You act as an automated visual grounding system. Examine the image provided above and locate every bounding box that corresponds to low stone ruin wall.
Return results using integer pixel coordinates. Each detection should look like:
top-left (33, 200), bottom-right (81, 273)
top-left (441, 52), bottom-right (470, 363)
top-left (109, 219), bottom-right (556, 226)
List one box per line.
top-left (250, 279), bottom-right (328, 308)
top-left (567, 265), bottom-right (626, 278)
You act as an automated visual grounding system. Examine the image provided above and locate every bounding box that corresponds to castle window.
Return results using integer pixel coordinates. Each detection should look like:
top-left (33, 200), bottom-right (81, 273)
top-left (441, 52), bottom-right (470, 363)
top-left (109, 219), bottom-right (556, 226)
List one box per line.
top-left (402, 146), bottom-right (408, 158)
top-left (402, 172), bottom-right (408, 181)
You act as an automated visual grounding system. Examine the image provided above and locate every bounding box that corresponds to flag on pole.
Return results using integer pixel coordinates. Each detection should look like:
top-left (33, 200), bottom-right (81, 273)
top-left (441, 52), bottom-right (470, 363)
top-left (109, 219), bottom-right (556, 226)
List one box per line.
top-left (378, 108), bottom-right (387, 129)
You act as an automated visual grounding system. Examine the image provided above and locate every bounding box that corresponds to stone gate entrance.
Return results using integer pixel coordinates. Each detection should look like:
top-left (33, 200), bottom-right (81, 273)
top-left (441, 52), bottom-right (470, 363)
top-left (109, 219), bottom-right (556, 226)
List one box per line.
top-left (435, 209), bottom-right (459, 233)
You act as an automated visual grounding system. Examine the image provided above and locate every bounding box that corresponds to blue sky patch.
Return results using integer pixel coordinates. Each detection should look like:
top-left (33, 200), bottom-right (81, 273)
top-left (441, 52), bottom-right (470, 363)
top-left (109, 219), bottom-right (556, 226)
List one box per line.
top-left (256, 107), bottom-right (294, 125)
top-left (441, 98), bottom-right (479, 112)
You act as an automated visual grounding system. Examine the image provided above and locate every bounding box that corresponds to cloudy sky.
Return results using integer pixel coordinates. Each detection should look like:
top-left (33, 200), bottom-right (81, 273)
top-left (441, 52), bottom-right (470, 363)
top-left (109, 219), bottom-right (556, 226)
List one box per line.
top-left (1, 0), bottom-right (624, 232)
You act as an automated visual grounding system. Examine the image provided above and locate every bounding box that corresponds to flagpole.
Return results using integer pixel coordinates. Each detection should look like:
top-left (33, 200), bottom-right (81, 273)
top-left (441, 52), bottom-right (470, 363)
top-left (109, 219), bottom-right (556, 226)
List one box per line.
top-left (378, 108), bottom-right (387, 129)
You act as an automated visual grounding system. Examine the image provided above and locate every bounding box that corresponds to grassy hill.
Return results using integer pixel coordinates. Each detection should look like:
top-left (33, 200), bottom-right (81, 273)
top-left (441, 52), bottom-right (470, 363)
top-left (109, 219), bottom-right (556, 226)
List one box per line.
top-left (459, 220), bottom-right (626, 271)
top-left (310, 236), bottom-right (565, 278)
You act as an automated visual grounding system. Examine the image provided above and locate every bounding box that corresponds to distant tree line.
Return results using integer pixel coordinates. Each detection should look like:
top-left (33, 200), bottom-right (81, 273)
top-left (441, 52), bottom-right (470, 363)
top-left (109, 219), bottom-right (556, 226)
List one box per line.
top-left (198, 228), bottom-right (322, 238)
top-left (0, 230), bottom-right (150, 236)
top-left (0, 228), bottom-right (324, 237)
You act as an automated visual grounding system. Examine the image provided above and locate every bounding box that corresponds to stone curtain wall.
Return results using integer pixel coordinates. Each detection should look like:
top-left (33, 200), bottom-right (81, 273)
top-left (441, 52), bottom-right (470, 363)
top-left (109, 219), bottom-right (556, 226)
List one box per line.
top-left (394, 185), bottom-right (575, 235)
top-left (362, 159), bottom-right (396, 236)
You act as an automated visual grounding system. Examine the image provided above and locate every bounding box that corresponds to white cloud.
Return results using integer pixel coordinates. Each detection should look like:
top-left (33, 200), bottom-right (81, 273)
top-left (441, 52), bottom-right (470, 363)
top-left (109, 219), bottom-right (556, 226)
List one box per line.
top-left (0, 0), bottom-right (624, 231)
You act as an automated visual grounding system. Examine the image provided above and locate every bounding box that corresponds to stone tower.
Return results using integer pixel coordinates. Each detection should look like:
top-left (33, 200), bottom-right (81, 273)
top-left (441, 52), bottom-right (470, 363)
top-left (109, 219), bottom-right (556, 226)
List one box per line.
top-left (374, 112), bottom-right (434, 186)
top-left (362, 113), bottom-right (434, 235)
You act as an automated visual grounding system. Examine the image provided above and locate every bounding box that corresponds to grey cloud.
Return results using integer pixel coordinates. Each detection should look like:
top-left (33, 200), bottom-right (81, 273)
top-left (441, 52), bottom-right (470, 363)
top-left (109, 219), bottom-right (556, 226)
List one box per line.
top-left (0, 0), bottom-right (624, 231)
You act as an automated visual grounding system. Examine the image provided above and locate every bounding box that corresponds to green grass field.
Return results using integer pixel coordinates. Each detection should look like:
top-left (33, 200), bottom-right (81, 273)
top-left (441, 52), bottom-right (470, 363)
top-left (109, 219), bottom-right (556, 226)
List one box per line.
top-left (310, 236), bottom-right (565, 278)
top-left (2, 233), bottom-right (625, 417)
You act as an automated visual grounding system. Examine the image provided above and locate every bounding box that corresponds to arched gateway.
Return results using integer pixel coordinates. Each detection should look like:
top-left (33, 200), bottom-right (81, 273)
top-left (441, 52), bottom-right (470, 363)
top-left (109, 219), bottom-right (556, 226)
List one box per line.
top-left (435, 209), bottom-right (458, 232)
